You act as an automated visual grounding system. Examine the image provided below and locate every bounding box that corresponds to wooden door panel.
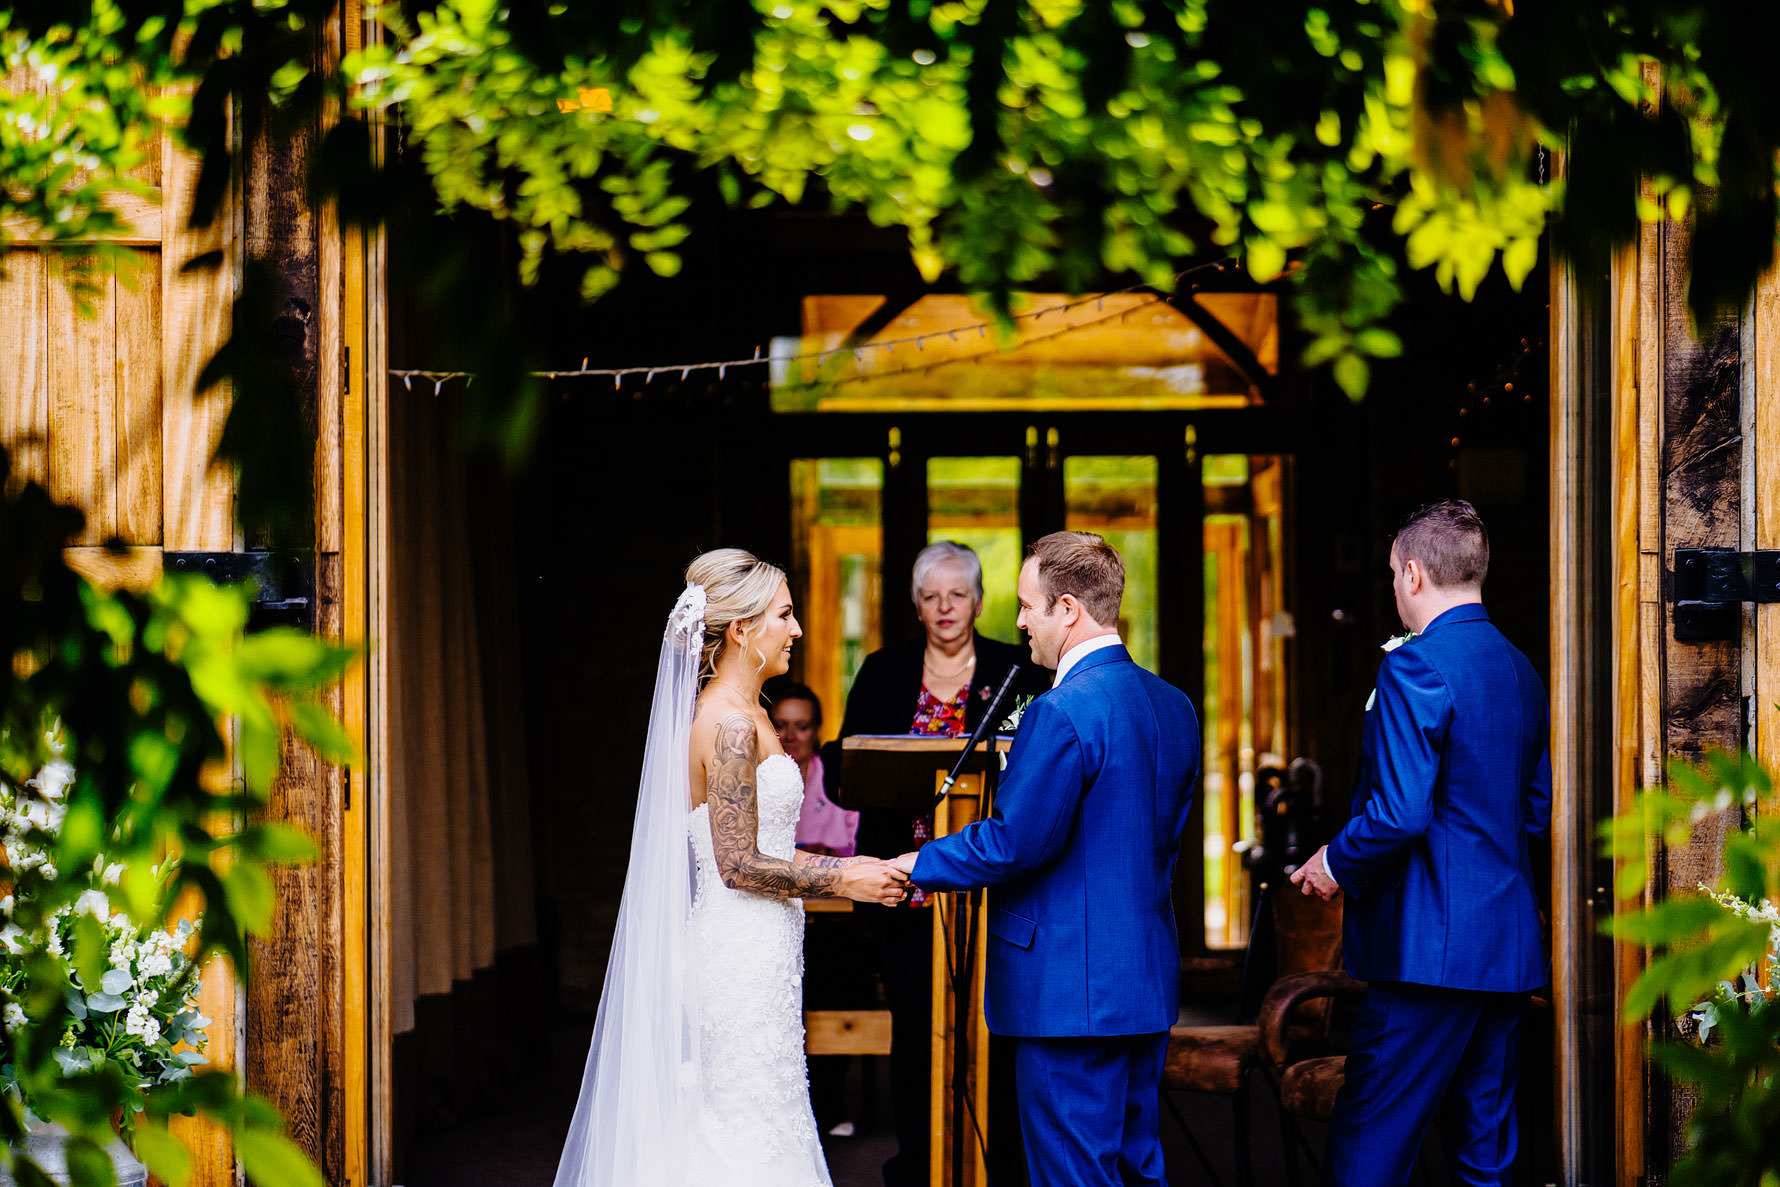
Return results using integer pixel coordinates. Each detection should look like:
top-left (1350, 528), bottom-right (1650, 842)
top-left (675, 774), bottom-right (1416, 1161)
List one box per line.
top-left (45, 251), bottom-right (119, 544)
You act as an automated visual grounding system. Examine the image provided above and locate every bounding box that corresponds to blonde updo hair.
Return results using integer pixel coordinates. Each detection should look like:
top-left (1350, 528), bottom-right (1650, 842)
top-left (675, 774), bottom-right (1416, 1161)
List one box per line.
top-left (685, 548), bottom-right (787, 682)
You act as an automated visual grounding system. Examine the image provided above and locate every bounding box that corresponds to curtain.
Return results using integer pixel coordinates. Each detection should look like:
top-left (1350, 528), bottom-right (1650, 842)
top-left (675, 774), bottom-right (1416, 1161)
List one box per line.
top-left (387, 385), bottom-right (536, 1037)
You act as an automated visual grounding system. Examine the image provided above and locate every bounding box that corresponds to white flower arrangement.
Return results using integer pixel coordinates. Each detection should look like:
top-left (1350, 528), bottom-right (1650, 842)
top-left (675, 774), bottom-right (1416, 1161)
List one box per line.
top-left (0, 734), bottom-right (211, 1111)
top-left (1686, 884), bottom-right (1780, 1042)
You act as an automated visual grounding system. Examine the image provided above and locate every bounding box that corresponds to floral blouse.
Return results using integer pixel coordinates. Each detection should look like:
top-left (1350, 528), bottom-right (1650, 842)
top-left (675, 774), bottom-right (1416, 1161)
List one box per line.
top-left (910, 684), bottom-right (970, 738)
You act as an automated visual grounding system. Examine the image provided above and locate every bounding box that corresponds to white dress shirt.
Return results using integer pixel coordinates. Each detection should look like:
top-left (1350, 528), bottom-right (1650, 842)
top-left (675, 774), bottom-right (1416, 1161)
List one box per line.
top-left (1053, 634), bottom-right (1124, 687)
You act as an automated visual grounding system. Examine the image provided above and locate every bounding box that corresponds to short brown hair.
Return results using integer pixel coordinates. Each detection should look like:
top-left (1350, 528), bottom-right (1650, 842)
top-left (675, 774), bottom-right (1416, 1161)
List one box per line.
top-left (1027, 531), bottom-right (1124, 626)
top-left (1393, 500), bottom-right (1489, 588)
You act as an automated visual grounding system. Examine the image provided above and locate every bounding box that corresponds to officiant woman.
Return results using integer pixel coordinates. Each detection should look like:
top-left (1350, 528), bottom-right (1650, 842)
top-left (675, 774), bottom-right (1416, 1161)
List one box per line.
top-left (822, 541), bottom-right (1048, 1187)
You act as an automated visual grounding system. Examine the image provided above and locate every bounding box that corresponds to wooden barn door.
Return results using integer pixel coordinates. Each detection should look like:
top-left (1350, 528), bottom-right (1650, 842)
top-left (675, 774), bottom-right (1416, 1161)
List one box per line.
top-left (0, 6), bottom-right (377, 1181)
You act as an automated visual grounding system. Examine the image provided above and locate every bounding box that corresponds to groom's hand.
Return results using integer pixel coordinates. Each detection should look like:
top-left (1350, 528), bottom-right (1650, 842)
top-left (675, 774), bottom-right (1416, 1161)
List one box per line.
top-left (888, 852), bottom-right (919, 878)
top-left (1290, 845), bottom-right (1342, 901)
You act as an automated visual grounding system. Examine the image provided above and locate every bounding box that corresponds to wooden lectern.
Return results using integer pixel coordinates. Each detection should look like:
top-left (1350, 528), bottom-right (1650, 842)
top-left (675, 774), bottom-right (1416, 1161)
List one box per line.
top-left (838, 734), bottom-right (1012, 1187)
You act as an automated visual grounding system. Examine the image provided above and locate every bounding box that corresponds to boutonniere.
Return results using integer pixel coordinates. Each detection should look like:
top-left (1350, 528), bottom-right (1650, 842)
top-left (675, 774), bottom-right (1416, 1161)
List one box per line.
top-left (1366, 632), bottom-right (1415, 710)
top-left (995, 694), bottom-right (1036, 770)
top-left (999, 694), bottom-right (1035, 736)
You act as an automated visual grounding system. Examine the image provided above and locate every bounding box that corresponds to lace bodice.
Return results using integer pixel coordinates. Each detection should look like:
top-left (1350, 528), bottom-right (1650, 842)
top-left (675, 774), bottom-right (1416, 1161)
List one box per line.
top-left (683, 754), bottom-right (830, 1186)
top-left (689, 752), bottom-right (804, 877)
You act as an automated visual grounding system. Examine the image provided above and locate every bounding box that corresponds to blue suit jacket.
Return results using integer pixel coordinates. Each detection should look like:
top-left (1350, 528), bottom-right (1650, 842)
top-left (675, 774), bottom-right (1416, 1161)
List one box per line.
top-left (910, 646), bottom-right (1200, 1037)
top-left (1325, 604), bottom-right (1551, 993)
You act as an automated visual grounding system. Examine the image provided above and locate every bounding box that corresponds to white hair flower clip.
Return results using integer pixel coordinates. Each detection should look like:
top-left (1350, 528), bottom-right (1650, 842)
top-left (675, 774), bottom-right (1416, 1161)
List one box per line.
top-left (668, 582), bottom-right (708, 654)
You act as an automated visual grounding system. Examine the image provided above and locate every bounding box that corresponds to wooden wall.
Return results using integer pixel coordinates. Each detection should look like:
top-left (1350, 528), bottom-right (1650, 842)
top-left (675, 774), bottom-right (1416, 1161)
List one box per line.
top-left (1599, 82), bottom-right (1780, 1184)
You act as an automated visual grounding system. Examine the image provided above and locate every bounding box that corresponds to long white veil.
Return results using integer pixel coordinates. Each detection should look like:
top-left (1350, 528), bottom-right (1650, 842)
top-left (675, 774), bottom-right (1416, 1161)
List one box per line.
top-left (553, 581), bottom-right (707, 1187)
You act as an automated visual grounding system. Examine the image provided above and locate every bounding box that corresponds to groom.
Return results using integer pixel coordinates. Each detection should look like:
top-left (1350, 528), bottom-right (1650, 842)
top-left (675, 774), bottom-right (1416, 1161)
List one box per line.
top-left (892, 531), bottom-right (1200, 1186)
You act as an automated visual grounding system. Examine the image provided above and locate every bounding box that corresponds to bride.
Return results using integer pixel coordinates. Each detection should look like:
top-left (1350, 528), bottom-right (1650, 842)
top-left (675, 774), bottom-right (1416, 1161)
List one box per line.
top-left (553, 548), bottom-right (910, 1187)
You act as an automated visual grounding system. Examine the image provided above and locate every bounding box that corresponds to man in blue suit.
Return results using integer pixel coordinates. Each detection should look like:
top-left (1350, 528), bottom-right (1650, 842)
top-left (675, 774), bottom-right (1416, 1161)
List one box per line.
top-left (1292, 499), bottom-right (1550, 1187)
top-left (892, 531), bottom-right (1200, 1186)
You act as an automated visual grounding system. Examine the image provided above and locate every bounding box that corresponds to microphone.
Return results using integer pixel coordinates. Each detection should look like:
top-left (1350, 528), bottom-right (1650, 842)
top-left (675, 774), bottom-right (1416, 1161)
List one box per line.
top-left (933, 666), bottom-right (1023, 805)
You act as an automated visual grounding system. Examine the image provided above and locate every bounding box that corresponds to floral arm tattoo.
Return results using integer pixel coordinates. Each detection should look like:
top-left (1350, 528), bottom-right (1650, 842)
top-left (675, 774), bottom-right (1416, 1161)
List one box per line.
top-left (708, 715), bottom-right (842, 899)
top-left (795, 852), bottom-right (865, 870)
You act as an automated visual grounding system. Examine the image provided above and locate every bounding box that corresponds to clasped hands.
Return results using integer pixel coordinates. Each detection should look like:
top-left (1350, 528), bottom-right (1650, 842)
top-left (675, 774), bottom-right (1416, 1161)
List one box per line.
top-left (837, 852), bottom-right (923, 905)
top-left (839, 855), bottom-right (911, 905)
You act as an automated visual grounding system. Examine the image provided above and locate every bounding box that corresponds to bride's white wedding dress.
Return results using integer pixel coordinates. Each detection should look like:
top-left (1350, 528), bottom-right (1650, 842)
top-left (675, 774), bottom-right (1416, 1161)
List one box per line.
top-left (553, 584), bottom-right (832, 1187)
top-left (684, 753), bottom-right (832, 1186)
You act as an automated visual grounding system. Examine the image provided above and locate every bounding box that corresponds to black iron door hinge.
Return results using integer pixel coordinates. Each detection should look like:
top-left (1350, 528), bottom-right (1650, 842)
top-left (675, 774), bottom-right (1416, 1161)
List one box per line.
top-left (1671, 548), bottom-right (1780, 642)
top-left (163, 551), bottom-right (315, 632)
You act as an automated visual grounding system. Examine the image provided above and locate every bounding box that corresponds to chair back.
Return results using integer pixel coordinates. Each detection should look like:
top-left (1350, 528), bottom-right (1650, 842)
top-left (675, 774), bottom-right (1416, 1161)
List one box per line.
top-left (1270, 890), bottom-right (1343, 1035)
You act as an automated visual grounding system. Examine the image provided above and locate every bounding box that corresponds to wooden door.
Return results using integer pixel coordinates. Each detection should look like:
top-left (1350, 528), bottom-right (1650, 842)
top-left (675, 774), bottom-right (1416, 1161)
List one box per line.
top-left (0, 9), bottom-right (377, 1182)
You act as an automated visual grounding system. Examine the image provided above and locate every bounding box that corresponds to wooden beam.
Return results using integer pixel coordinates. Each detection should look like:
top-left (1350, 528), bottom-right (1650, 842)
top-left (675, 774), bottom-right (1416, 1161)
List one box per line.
top-left (1610, 230), bottom-right (1648, 1187)
top-left (62, 546), bottom-right (162, 590)
top-left (1548, 231), bottom-right (1584, 1187)
top-left (804, 1009), bottom-right (893, 1056)
top-left (1, 189), bottom-right (166, 247)
top-left (1164, 292), bottom-right (1278, 401)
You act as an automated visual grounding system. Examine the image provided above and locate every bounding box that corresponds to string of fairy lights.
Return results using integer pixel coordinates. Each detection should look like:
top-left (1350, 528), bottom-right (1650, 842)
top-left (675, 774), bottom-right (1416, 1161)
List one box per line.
top-left (386, 259), bottom-right (1241, 396)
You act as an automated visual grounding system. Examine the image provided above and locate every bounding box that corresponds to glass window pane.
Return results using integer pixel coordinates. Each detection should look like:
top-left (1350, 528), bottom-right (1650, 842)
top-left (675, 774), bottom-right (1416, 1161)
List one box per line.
top-left (790, 459), bottom-right (883, 731)
top-left (1200, 454), bottom-right (1290, 950)
top-left (926, 457), bottom-right (1022, 644)
top-left (1063, 456), bottom-right (1159, 673)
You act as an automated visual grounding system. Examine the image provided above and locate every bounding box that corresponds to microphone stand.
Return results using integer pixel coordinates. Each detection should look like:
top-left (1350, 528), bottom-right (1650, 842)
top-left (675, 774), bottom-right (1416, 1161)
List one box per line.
top-left (932, 666), bottom-right (1022, 807)
top-left (928, 663), bottom-right (1021, 1185)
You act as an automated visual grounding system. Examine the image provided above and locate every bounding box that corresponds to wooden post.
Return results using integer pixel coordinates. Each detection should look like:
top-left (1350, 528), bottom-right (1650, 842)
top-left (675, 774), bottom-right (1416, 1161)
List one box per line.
top-left (1603, 62), bottom-right (1753, 1184)
top-left (929, 767), bottom-right (994, 1187)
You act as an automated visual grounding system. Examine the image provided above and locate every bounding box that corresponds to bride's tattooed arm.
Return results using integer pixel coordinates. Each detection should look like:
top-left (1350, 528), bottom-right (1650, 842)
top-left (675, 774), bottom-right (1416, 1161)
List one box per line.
top-left (708, 715), bottom-right (843, 899)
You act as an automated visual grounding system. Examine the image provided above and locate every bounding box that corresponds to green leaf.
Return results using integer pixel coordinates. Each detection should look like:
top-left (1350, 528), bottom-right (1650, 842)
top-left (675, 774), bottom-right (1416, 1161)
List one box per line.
top-left (290, 703), bottom-right (357, 766)
top-left (62, 1135), bottom-right (118, 1187)
top-left (1502, 237), bottom-right (1538, 290)
top-left (240, 823), bottom-right (318, 864)
top-left (234, 630), bottom-right (343, 687)
top-left (238, 717), bottom-right (281, 795)
top-left (236, 1128), bottom-right (325, 1187)
top-left (222, 865), bottom-right (275, 936)
top-left (1602, 895), bottom-right (1725, 945)
top-left (72, 913), bottom-right (107, 995)
top-left (1353, 327), bottom-right (1402, 358)
top-left (132, 1125), bottom-right (193, 1187)
top-left (1244, 237), bottom-right (1285, 283)
top-left (1332, 353), bottom-right (1369, 399)
top-left (1612, 860), bottom-right (1648, 902)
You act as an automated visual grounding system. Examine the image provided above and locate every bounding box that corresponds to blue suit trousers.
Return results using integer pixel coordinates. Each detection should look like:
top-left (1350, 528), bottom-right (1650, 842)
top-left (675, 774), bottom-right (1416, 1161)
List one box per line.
top-left (1327, 983), bottom-right (1528, 1187)
top-left (1012, 1033), bottom-right (1169, 1187)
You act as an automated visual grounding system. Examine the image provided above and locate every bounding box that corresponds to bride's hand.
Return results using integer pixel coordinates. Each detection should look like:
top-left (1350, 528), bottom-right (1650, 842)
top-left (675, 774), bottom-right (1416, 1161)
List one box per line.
top-left (839, 859), bottom-right (910, 905)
